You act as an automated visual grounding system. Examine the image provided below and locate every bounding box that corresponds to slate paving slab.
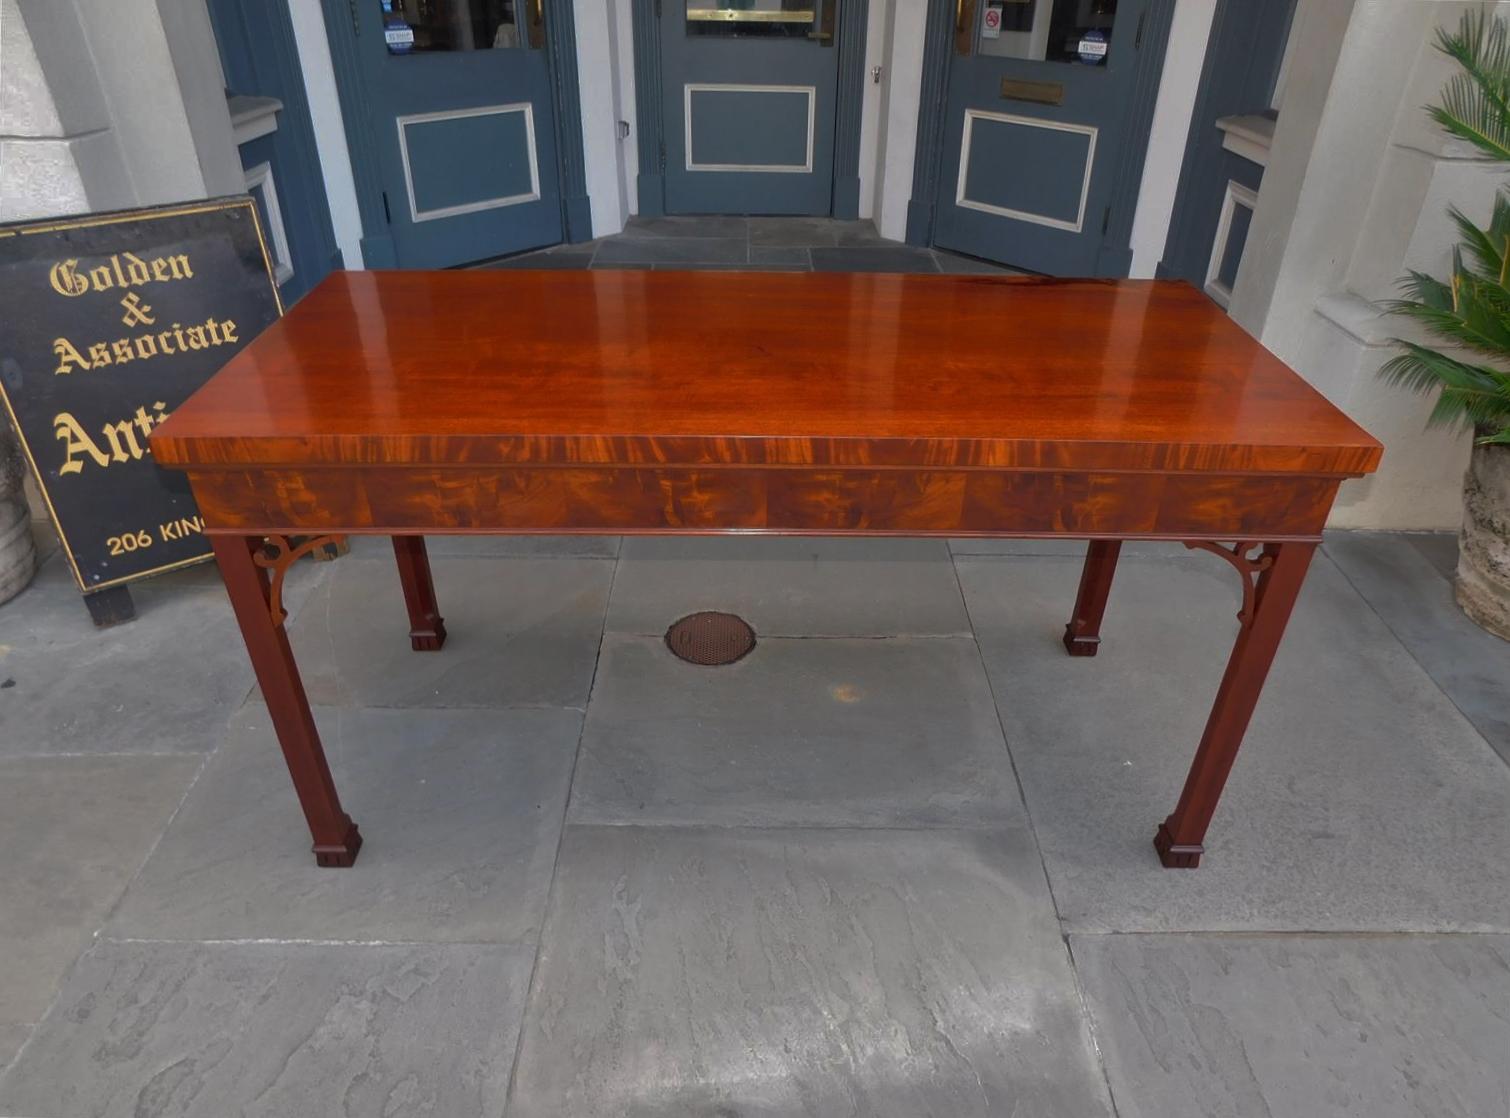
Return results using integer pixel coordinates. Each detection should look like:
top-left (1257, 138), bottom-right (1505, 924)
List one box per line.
top-left (0, 1026), bottom-right (27, 1080)
top-left (0, 940), bottom-right (530, 1118)
top-left (652, 261), bottom-right (809, 271)
top-left (280, 555), bottom-right (611, 709)
top-left (749, 244), bottom-right (812, 266)
top-left (0, 755), bottom-right (200, 1057)
top-left (606, 535), bottom-right (970, 637)
top-left (622, 215), bottom-right (749, 239)
top-left (510, 825), bottom-right (1114, 1118)
top-left (810, 245), bottom-right (941, 272)
top-left (958, 551), bottom-right (1510, 932)
top-left (1325, 530), bottom-right (1510, 765)
top-left (0, 553), bottom-right (322, 756)
top-left (5, 511), bottom-right (1506, 1114)
top-left (1073, 933), bottom-right (1510, 1118)
top-left (109, 704), bottom-right (581, 944)
top-left (746, 216), bottom-right (880, 246)
top-left (568, 634), bottom-right (1021, 828)
top-left (1403, 529), bottom-right (1459, 581)
top-left (593, 236), bottom-right (748, 265)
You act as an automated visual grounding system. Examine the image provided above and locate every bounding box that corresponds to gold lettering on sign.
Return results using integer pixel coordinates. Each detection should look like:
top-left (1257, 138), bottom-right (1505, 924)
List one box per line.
top-left (119, 292), bottom-right (155, 327)
top-left (158, 515), bottom-right (203, 542)
top-left (49, 252), bottom-right (194, 298)
top-left (50, 316), bottom-right (239, 375)
top-left (54, 401), bottom-right (170, 475)
top-left (53, 337), bottom-right (90, 376)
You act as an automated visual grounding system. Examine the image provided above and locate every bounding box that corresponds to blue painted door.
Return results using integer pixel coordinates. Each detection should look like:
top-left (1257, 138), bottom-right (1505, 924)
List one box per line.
top-left (933, 0), bottom-right (1150, 274)
top-left (661, 0), bottom-right (841, 215)
top-left (354, 0), bottom-right (562, 267)
top-left (208, 0), bottom-right (342, 303)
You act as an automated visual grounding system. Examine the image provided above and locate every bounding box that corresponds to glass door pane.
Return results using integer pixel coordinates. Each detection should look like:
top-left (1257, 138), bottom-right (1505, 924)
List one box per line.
top-left (978, 0), bottom-right (1118, 65)
top-left (380, 0), bottom-right (524, 53)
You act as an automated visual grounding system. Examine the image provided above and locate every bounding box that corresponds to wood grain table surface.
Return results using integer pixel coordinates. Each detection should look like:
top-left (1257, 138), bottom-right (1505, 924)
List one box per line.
top-left (151, 269), bottom-right (1382, 871)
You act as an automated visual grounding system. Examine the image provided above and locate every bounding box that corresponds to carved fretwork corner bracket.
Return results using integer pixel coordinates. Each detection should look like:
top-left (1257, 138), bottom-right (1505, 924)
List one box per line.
top-left (253, 534), bottom-right (347, 625)
top-left (1182, 540), bottom-right (1277, 630)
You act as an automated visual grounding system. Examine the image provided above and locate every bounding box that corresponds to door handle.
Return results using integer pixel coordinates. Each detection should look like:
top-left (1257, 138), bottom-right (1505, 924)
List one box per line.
top-left (808, 0), bottom-right (836, 46)
top-left (526, 0), bottom-right (545, 49)
top-left (954, 0), bottom-right (975, 56)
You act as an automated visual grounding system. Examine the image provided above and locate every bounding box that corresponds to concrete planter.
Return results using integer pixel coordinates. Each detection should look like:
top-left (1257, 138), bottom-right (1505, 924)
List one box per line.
top-left (1458, 440), bottom-right (1510, 640)
top-left (0, 430), bottom-right (38, 606)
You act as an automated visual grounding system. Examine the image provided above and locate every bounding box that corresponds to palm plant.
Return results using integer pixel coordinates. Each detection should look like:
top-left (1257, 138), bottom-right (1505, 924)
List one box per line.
top-left (1383, 9), bottom-right (1510, 446)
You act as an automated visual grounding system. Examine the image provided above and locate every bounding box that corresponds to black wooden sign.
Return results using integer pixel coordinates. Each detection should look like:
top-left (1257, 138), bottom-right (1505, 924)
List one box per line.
top-left (0, 197), bottom-right (281, 593)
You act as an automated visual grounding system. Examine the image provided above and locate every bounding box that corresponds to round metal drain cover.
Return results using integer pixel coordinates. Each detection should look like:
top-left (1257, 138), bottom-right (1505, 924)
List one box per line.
top-left (665, 611), bottom-right (756, 666)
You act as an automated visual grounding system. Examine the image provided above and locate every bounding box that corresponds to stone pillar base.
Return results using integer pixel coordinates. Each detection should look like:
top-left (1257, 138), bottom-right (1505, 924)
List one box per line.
top-left (1457, 442), bottom-right (1510, 641)
top-left (0, 434), bottom-right (37, 606)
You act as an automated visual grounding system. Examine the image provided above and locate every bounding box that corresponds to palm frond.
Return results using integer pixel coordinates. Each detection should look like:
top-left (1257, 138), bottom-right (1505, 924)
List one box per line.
top-left (1387, 259), bottom-right (1510, 358)
top-left (1448, 197), bottom-right (1510, 280)
top-left (1431, 9), bottom-right (1510, 161)
top-left (1382, 8), bottom-right (1510, 442)
top-left (1380, 342), bottom-right (1510, 432)
top-left (1388, 269), bottom-right (1455, 312)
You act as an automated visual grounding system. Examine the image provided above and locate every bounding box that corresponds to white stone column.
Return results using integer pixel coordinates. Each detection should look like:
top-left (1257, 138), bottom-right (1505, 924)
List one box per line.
top-left (0, 0), bottom-right (62, 600)
top-left (1225, 0), bottom-right (1510, 528)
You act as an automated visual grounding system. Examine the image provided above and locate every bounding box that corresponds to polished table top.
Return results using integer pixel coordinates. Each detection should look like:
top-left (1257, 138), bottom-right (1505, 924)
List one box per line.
top-left (163, 269), bottom-right (1384, 873)
top-left (152, 271), bottom-right (1382, 477)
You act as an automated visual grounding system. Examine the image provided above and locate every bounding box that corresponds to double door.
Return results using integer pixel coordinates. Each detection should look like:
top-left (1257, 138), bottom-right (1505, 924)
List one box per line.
top-left (352, 0), bottom-right (563, 267)
top-left (660, 0), bottom-right (841, 215)
top-left (934, 0), bottom-right (1150, 273)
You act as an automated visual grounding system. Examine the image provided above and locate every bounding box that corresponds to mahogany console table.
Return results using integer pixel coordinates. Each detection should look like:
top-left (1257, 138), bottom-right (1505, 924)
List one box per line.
top-left (151, 270), bottom-right (1381, 870)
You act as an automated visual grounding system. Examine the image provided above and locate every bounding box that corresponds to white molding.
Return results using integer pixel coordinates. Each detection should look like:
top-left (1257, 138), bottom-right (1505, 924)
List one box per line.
top-left (684, 83), bottom-right (816, 173)
top-left (228, 95), bottom-right (283, 147)
top-left (243, 160), bottom-right (294, 285)
top-left (1204, 179), bottom-right (1259, 308)
top-left (286, 3), bottom-right (365, 266)
top-left (576, 0), bottom-right (630, 236)
top-left (395, 103), bottom-right (541, 223)
top-left (1216, 113), bottom-right (1274, 168)
top-left (954, 109), bottom-right (1097, 233)
top-left (1129, 0), bottom-right (1218, 278)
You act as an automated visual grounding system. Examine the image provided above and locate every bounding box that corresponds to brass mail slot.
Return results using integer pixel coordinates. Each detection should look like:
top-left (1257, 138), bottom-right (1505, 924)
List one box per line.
top-left (1000, 78), bottom-right (1064, 106)
top-left (687, 8), bottom-right (816, 22)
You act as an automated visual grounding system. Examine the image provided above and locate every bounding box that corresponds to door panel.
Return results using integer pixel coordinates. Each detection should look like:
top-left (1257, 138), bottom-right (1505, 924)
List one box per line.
top-left (662, 1), bottom-right (839, 215)
top-left (685, 85), bottom-right (816, 171)
top-left (398, 103), bottom-right (540, 218)
top-left (957, 111), bottom-right (1096, 230)
top-left (207, 0), bottom-right (340, 302)
top-left (933, 0), bottom-right (1148, 274)
top-left (355, 0), bottom-right (562, 267)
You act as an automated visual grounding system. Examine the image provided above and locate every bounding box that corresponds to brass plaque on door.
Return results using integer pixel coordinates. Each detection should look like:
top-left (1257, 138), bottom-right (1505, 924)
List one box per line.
top-left (1000, 79), bottom-right (1064, 106)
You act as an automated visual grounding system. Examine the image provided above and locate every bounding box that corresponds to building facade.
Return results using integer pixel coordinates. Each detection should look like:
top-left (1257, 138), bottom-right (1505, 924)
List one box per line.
top-left (0, 0), bottom-right (1493, 531)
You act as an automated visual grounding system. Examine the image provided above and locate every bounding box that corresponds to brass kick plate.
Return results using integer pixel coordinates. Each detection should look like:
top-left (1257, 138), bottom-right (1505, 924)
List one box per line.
top-left (1000, 79), bottom-right (1064, 106)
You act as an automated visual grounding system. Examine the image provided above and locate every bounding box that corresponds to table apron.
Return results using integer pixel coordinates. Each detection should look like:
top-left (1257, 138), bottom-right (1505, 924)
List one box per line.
top-left (185, 466), bottom-right (1341, 539)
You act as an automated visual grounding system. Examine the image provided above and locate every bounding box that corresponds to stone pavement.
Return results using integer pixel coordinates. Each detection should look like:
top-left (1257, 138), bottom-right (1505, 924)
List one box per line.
top-left (2, 526), bottom-right (1509, 1117)
top-left (478, 214), bottom-right (1021, 273)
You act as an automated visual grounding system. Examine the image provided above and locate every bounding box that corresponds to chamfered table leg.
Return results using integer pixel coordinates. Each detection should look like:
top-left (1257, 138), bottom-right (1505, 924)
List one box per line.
top-left (392, 535), bottom-right (447, 651)
top-left (1063, 539), bottom-right (1122, 656)
top-left (1155, 540), bottom-right (1317, 868)
top-left (211, 534), bottom-right (363, 867)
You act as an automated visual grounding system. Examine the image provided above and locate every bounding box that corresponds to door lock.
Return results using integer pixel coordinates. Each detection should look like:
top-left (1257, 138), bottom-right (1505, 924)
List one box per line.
top-left (871, 65), bottom-right (883, 84)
